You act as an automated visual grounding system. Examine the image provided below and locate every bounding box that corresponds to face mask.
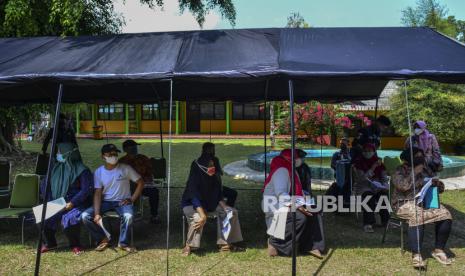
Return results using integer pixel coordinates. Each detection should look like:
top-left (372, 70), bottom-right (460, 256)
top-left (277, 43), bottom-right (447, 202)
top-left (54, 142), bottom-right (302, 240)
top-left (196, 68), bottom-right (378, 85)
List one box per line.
top-left (414, 128), bottom-right (423, 135)
top-left (295, 158), bottom-right (303, 167)
top-left (413, 156), bottom-right (425, 166)
top-left (206, 166), bottom-right (216, 176)
top-left (363, 152), bottom-right (375, 159)
top-left (56, 153), bottom-right (66, 163)
top-left (104, 156), bottom-right (118, 165)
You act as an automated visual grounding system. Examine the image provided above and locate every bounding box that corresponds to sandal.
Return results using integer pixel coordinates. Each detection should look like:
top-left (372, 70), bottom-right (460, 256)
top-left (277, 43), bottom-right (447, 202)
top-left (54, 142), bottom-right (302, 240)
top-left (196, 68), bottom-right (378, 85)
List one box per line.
top-left (219, 244), bottom-right (231, 252)
top-left (309, 249), bottom-right (324, 259)
top-left (95, 239), bottom-right (110, 252)
top-left (118, 245), bottom-right (137, 253)
top-left (431, 251), bottom-right (452, 265)
top-left (412, 254), bottom-right (426, 269)
top-left (182, 245), bottom-right (191, 256)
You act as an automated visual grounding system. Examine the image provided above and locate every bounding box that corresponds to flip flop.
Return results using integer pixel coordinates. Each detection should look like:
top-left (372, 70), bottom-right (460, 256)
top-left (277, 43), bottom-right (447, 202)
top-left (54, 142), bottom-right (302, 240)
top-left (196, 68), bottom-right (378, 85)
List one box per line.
top-left (182, 246), bottom-right (191, 256)
top-left (309, 249), bottom-right (324, 259)
top-left (95, 240), bottom-right (110, 252)
top-left (431, 251), bottom-right (452, 265)
top-left (412, 254), bottom-right (426, 269)
top-left (118, 245), bottom-right (137, 253)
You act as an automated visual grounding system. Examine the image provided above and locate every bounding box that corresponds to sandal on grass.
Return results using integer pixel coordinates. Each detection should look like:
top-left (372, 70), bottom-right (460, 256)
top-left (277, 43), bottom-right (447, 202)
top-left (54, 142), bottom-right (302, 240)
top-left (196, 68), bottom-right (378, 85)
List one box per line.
top-left (118, 245), bottom-right (137, 253)
top-left (72, 247), bottom-right (83, 256)
top-left (95, 239), bottom-right (110, 252)
top-left (309, 249), bottom-right (324, 259)
top-left (412, 254), bottom-right (426, 269)
top-left (431, 251), bottom-right (452, 265)
top-left (219, 244), bottom-right (232, 252)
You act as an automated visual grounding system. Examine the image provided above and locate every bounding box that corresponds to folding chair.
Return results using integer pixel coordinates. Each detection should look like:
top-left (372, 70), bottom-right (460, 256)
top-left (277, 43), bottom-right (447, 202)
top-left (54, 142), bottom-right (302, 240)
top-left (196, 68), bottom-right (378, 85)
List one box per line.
top-left (0, 159), bottom-right (11, 194)
top-left (380, 156), bottom-right (406, 254)
top-left (0, 174), bottom-right (40, 244)
top-left (150, 157), bottom-right (166, 187)
top-left (182, 212), bottom-right (217, 246)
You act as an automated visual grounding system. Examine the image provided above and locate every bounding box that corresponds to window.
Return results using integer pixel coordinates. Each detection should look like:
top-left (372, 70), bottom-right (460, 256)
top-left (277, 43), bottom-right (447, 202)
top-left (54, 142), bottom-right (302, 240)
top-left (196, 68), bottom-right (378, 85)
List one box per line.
top-left (142, 103), bottom-right (176, 120)
top-left (200, 103), bottom-right (225, 120)
top-left (98, 104), bottom-right (124, 120)
top-left (232, 103), bottom-right (269, 120)
top-left (79, 104), bottom-right (93, 120)
top-left (128, 104), bottom-right (136, 120)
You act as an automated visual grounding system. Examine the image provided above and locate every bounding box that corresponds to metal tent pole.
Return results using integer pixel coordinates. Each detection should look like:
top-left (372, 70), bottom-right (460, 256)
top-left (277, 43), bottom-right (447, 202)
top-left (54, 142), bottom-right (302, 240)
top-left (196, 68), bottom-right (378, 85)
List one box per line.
top-left (166, 80), bottom-right (173, 275)
top-left (34, 84), bottom-right (64, 276)
top-left (264, 80), bottom-right (269, 179)
top-left (288, 80), bottom-right (297, 276)
top-left (157, 100), bottom-right (165, 159)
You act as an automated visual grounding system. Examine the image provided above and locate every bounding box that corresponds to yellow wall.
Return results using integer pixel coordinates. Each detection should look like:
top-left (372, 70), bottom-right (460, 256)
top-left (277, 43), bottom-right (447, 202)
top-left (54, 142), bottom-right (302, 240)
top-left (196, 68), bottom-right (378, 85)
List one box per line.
top-left (231, 120), bottom-right (270, 134)
top-left (80, 121), bottom-right (125, 133)
top-left (79, 121), bottom-right (94, 134)
top-left (140, 120), bottom-right (176, 133)
top-left (200, 120), bottom-right (226, 133)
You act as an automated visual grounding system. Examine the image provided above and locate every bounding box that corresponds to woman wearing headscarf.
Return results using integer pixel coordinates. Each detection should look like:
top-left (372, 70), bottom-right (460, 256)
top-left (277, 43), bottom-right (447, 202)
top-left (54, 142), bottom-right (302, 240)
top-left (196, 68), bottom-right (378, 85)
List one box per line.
top-left (353, 143), bottom-right (390, 233)
top-left (405, 120), bottom-right (443, 173)
top-left (392, 147), bottom-right (452, 269)
top-left (262, 149), bottom-right (321, 258)
top-left (40, 143), bottom-right (93, 255)
top-left (181, 142), bottom-right (243, 256)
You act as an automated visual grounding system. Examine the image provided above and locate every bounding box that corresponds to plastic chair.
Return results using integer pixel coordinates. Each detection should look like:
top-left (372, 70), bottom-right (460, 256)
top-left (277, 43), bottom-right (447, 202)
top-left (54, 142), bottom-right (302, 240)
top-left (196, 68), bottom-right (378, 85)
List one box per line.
top-left (0, 159), bottom-right (11, 193)
top-left (0, 174), bottom-right (40, 244)
top-left (383, 156), bottom-right (402, 176)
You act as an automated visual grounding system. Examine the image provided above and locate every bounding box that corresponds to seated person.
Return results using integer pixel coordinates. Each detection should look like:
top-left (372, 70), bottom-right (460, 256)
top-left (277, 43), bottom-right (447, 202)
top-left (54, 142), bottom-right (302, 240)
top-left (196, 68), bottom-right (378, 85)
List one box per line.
top-left (295, 149), bottom-right (325, 258)
top-left (263, 149), bottom-right (319, 257)
top-left (392, 147), bottom-right (452, 269)
top-left (40, 143), bottom-right (93, 255)
top-left (181, 142), bottom-right (243, 256)
top-left (330, 138), bottom-right (351, 172)
top-left (352, 143), bottom-right (390, 233)
top-left (119, 139), bottom-right (160, 224)
top-left (81, 144), bottom-right (144, 252)
top-left (326, 138), bottom-right (352, 203)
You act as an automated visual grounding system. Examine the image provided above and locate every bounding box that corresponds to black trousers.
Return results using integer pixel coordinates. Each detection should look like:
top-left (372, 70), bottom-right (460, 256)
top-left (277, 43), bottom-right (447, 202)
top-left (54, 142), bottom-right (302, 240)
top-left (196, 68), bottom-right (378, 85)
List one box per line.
top-left (408, 219), bottom-right (452, 254)
top-left (361, 191), bottom-right (390, 226)
top-left (131, 185), bottom-right (160, 217)
top-left (223, 186), bottom-right (238, 207)
top-left (43, 224), bottom-right (81, 248)
top-left (270, 211), bottom-right (324, 256)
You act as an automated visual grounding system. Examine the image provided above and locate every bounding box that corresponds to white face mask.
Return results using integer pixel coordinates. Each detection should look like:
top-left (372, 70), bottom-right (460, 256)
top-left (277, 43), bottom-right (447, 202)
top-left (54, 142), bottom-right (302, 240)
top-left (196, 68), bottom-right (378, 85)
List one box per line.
top-left (295, 158), bottom-right (303, 167)
top-left (363, 152), bottom-right (375, 159)
top-left (56, 153), bottom-right (66, 163)
top-left (414, 128), bottom-right (423, 135)
top-left (104, 156), bottom-right (118, 165)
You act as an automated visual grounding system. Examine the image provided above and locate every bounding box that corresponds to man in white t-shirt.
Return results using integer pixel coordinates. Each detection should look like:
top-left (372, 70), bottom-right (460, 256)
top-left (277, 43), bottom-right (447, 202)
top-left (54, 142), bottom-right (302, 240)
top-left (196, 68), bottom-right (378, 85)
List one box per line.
top-left (81, 144), bottom-right (144, 252)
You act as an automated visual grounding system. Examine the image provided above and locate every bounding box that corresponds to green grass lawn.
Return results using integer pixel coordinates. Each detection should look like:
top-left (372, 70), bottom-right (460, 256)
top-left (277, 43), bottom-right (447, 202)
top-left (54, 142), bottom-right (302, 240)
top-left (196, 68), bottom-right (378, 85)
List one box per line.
top-left (1, 138), bottom-right (464, 275)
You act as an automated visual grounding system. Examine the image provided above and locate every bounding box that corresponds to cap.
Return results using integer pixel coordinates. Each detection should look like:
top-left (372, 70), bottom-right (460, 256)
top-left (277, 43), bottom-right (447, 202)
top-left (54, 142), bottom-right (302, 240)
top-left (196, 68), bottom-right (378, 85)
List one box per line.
top-left (122, 140), bottom-right (141, 148)
top-left (101, 144), bottom-right (121, 154)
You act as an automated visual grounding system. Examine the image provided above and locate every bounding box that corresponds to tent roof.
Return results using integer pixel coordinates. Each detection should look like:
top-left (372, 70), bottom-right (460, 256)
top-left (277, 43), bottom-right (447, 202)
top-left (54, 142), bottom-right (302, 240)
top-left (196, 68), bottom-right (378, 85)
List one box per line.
top-left (1, 27), bottom-right (465, 103)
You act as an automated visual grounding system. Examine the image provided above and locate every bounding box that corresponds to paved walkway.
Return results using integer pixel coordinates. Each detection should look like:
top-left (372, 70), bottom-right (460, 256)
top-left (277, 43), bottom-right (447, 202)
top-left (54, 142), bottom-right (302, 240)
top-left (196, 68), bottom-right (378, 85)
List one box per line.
top-left (224, 160), bottom-right (465, 190)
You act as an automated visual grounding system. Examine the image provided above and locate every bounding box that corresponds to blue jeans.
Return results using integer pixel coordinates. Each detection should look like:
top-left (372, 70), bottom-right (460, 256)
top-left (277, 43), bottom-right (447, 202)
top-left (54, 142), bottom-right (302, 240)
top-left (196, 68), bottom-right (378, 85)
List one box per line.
top-left (81, 201), bottom-right (134, 247)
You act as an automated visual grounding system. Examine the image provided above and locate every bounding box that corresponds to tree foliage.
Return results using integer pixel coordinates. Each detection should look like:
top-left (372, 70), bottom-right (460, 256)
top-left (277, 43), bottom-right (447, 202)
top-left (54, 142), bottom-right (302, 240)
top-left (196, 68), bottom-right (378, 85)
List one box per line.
top-left (389, 0), bottom-right (465, 148)
top-left (286, 12), bottom-right (310, 28)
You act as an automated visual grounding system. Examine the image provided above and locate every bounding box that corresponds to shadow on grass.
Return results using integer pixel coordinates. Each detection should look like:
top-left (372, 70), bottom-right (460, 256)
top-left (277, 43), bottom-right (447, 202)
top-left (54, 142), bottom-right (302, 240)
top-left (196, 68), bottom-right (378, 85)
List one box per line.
top-left (313, 248), bottom-right (335, 276)
top-left (77, 252), bottom-right (134, 276)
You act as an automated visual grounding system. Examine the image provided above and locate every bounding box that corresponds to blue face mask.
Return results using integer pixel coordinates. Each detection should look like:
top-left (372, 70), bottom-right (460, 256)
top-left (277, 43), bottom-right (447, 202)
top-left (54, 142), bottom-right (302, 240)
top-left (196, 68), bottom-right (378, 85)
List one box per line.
top-left (56, 153), bottom-right (66, 163)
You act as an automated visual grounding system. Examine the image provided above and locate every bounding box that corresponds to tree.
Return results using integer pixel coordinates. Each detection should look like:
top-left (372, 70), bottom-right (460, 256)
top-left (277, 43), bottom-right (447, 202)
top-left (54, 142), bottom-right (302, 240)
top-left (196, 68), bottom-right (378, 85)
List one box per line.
top-left (286, 12), bottom-right (310, 28)
top-left (390, 0), bottom-right (465, 151)
top-left (0, 0), bottom-right (236, 153)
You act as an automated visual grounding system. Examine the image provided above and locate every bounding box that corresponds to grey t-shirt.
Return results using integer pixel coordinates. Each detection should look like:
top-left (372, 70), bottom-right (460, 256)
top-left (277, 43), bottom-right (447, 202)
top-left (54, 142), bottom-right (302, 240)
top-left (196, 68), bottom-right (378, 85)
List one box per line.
top-left (94, 163), bottom-right (141, 202)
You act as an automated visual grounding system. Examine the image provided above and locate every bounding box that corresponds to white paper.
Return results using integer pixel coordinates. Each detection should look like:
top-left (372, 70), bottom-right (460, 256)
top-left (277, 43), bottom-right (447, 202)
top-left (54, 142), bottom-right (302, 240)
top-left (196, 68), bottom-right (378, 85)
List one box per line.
top-left (222, 209), bottom-right (234, 240)
top-left (97, 218), bottom-right (111, 239)
top-left (267, 206), bottom-right (289, 240)
top-left (296, 196), bottom-right (315, 206)
top-left (368, 179), bottom-right (388, 190)
top-left (33, 197), bottom-right (66, 224)
top-left (415, 178), bottom-right (433, 204)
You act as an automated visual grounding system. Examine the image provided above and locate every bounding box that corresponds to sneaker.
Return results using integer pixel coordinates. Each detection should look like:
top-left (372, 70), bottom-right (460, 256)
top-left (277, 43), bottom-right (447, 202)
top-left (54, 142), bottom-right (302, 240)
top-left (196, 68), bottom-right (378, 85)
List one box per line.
top-left (363, 225), bottom-right (374, 233)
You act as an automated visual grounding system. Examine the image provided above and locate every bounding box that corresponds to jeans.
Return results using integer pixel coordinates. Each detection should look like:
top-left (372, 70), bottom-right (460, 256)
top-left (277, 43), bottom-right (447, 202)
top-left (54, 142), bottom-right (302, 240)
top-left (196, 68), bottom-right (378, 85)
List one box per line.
top-left (81, 201), bottom-right (134, 247)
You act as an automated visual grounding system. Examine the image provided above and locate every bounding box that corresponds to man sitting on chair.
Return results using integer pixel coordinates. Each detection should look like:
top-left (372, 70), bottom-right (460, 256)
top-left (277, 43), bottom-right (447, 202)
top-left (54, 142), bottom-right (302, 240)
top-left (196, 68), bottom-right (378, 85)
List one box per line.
top-left (81, 144), bottom-right (144, 252)
top-left (181, 142), bottom-right (244, 256)
top-left (119, 139), bottom-right (160, 224)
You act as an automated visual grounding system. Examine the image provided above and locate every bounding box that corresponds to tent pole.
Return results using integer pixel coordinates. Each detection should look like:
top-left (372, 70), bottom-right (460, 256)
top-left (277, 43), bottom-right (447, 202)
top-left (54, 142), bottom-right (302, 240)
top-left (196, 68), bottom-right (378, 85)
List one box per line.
top-left (34, 84), bottom-right (63, 276)
top-left (166, 80), bottom-right (173, 275)
top-left (264, 80), bottom-right (269, 179)
top-left (157, 99), bottom-right (164, 159)
top-left (288, 79), bottom-right (297, 276)
top-left (403, 81), bottom-right (421, 259)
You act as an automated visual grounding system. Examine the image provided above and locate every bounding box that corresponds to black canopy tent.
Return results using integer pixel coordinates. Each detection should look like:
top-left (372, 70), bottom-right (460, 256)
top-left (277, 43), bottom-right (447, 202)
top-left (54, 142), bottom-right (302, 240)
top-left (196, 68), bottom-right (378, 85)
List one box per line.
top-left (1, 27), bottom-right (465, 276)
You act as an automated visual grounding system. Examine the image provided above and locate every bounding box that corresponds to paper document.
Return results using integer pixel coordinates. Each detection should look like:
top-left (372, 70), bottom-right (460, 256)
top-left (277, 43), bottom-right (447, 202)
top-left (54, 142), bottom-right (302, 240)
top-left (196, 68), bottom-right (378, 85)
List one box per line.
top-left (97, 218), bottom-right (111, 239)
top-left (267, 206), bottom-right (289, 240)
top-left (222, 209), bottom-right (234, 240)
top-left (33, 197), bottom-right (66, 224)
top-left (296, 196), bottom-right (315, 206)
top-left (416, 178), bottom-right (433, 204)
top-left (368, 179), bottom-right (387, 190)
